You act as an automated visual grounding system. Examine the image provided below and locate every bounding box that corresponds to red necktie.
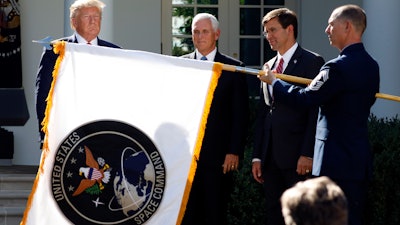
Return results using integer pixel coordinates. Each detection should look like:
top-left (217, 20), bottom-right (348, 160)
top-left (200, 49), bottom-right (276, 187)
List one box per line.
top-left (275, 58), bottom-right (284, 73)
top-left (266, 57), bottom-right (284, 105)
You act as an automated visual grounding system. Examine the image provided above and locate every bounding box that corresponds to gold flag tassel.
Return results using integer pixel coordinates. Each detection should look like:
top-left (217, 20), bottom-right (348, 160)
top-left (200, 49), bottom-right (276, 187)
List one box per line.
top-left (176, 63), bottom-right (223, 225)
top-left (41, 41), bottom-right (67, 151)
top-left (21, 41), bottom-right (67, 225)
top-left (219, 63), bottom-right (400, 102)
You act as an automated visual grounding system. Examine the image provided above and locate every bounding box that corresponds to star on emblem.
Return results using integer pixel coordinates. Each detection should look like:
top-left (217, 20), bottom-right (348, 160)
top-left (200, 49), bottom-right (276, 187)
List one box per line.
top-left (92, 197), bottom-right (104, 207)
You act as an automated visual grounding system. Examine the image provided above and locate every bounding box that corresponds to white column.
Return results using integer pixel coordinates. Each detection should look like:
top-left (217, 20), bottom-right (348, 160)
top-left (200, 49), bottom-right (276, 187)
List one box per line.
top-left (98, 0), bottom-right (113, 41)
top-left (64, 0), bottom-right (114, 41)
top-left (64, 0), bottom-right (74, 36)
top-left (363, 0), bottom-right (400, 118)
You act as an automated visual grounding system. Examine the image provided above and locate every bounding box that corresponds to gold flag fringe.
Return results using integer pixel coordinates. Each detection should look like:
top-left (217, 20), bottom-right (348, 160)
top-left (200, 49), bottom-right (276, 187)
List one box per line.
top-left (176, 62), bottom-right (223, 225)
top-left (41, 41), bottom-right (66, 152)
top-left (20, 41), bottom-right (66, 225)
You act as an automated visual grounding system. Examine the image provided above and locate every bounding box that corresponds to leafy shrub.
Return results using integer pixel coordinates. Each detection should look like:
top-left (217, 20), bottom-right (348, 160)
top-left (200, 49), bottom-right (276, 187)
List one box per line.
top-left (227, 98), bottom-right (266, 224)
top-left (366, 115), bottom-right (400, 225)
top-left (227, 146), bottom-right (266, 225)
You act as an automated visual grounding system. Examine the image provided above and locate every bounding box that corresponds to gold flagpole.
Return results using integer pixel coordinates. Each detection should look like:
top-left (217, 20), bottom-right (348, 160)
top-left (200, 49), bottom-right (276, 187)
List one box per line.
top-left (219, 63), bottom-right (400, 103)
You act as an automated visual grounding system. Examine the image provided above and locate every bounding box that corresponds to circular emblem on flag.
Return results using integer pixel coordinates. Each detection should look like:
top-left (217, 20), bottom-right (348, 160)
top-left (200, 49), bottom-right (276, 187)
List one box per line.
top-left (51, 120), bottom-right (166, 224)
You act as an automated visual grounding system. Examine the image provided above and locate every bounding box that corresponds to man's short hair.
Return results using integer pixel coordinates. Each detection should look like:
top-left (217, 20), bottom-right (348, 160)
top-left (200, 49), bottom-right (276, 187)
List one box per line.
top-left (70, 0), bottom-right (105, 19)
top-left (191, 13), bottom-right (219, 32)
top-left (332, 4), bottom-right (367, 34)
top-left (281, 176), bottom-right (348, 225)
top-left (262, 8), bottom-right (298, 39)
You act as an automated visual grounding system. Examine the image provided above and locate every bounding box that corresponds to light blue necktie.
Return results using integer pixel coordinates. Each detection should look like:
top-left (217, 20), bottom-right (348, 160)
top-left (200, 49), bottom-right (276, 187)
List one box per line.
top-left (200, 56), bottom-right (207, 61)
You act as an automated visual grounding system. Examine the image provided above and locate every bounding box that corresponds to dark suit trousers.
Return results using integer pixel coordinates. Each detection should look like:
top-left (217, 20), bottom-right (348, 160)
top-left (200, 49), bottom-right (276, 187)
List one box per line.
top-left (182, 163), bottom-right (233, 225)
top-left (333, 179), bottom-right (368, 225)
top-left (262, 143), bottom-right (306, 225)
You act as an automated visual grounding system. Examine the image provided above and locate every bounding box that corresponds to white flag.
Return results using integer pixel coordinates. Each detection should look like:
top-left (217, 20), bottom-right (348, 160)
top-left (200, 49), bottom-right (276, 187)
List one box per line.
top-left (22, 42), bottom-right (222, 225)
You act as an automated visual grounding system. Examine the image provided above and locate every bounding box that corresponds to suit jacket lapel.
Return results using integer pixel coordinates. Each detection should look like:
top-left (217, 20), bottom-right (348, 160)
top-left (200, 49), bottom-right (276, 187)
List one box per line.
top-left (190, 52), bottom-right (196, 60)
top-left (284, 45), bottom-right (302, 75)
top-left (263, 46), bottom-right (303, 106)
top-left (263, 57), bottom-right (278, 106)
top-left (98, 38), bottom-right (109, 46)
top-left (68, 35), bottom-right (78, 43)
top-left (214, 51), bottom-right (223, 63)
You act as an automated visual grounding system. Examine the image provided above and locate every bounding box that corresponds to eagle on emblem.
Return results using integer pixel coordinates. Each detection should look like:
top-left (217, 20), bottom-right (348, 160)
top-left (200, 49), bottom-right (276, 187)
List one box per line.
top-left (72, 146), bottom-right (111, 196)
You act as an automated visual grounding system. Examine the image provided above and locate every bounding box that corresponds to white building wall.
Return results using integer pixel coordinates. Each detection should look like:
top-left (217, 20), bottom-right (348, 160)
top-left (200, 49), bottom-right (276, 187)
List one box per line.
top-left (363, 0), bottom-right (400, 118)
top-left (113, 0), bottom-right (161, 53)
top-left (300, 0), bottom-right (399, 118)
top-left (6, 0), bottom-right (65, 165)
top-left (300, 0), bottom-right (362, 62)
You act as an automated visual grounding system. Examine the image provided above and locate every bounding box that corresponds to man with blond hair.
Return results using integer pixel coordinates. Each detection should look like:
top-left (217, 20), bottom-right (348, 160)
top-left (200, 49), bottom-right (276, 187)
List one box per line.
top-left (35, 0), bottom-right (120, 146)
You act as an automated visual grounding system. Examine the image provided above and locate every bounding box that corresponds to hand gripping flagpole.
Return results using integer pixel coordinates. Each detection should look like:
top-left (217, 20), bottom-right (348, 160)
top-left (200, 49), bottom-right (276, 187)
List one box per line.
top-left (219, 63), bottom-right (400, 103)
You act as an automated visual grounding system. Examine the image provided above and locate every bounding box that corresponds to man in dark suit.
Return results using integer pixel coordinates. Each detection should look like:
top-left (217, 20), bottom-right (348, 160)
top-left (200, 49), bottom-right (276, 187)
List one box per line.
top-left (259, 5), bottom-right (379, 225)
top-left (181, 13), bottom-right (249, 225)
top-left (35, 0), bottom-right (120, 144)
top-left (252, 8), bottom-right (324, 225)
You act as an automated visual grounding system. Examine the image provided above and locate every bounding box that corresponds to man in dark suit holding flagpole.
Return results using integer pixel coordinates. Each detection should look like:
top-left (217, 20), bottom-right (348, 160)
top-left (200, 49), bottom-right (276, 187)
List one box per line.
top-left (35, 0), bottom-right (120, 145)
top-left (252, 8), bottom-right (324, 225)
top-left (181, 12), bottom-right (249, 225)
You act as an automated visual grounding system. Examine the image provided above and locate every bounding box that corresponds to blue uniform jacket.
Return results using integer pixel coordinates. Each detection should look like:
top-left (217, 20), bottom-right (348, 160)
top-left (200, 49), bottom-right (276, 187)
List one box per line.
top-left (273, 43), bottom-right (380, 181)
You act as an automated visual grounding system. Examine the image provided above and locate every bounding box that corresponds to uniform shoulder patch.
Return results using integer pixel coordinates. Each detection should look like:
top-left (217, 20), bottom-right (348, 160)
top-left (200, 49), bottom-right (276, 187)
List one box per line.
top-left (309, 69), bottom-right (329, 91)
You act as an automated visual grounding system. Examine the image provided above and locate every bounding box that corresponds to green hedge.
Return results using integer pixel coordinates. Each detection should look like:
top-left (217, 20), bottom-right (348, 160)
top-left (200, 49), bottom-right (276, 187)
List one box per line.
top-left (227, 98), bottom-right (267, 224)
top-left (366, 115), bottom-right (400, 225)
top-left (226, 101), bottom-right (400, 224)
